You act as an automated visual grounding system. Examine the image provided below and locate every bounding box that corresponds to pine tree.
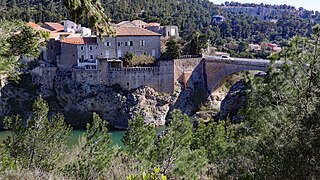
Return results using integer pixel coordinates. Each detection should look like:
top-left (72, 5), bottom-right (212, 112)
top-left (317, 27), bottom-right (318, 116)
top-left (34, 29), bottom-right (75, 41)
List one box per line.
top-left (165, 39), bottom-right (181, 59)
top-left (64, 113), bottom-right (114, 179)
top-left (241, 24), bottom-right (320, 179)
top-left (25, 0), bottom-right (31, 22)
top-left (63, 0), bottom-right (115, 37)
top-left (2, 97), bottom-right (71, 170)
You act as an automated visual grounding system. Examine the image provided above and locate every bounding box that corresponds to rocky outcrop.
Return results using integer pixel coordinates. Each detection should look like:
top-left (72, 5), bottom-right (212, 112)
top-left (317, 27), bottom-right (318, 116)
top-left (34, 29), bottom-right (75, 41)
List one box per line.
top-left (219, 80), bottom-right (249, 122)
top-left (0, 68), bottom-right (249, 129)
top-left (53, 79), bottom-right (176, 129)
top-left (0, 71), bottom-right (178, 129)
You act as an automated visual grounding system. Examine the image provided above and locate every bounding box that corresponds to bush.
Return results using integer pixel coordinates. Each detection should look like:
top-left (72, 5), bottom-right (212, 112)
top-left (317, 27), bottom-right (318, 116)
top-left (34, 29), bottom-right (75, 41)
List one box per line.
top-left (124, 54), bottom-right (155, 67)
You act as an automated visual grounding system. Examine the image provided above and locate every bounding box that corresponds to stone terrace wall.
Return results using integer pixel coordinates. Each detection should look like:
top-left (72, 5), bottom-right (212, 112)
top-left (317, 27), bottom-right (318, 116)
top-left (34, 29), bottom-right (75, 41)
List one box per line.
top-left (158, 60), bottom-right (174, 93)
top-left (73, 68), bottom-right (101, 85)
top-left (32, 59), bottom-right (175, 94)
top-left (108, 67), bottom-right (160, 91)
top-left (105, 60), bottom-right (174, 94)
top-left (173, 58), bottom-right (203, 89)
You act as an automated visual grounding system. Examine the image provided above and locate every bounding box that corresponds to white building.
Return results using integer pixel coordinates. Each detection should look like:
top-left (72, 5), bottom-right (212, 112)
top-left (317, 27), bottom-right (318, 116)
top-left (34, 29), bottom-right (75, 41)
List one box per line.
top-left (63, 20), bottom-right (92, 37)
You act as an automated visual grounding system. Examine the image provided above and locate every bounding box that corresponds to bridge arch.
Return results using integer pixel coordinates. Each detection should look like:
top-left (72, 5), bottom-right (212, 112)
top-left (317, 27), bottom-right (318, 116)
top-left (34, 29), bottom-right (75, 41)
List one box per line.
top-left (203, 58), bottom-right (269, 93)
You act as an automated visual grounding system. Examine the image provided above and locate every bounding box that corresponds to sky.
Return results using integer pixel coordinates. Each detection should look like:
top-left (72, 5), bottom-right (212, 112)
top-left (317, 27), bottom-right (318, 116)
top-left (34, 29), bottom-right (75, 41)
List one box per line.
top-left (210, 0), bottom-right (320, 12)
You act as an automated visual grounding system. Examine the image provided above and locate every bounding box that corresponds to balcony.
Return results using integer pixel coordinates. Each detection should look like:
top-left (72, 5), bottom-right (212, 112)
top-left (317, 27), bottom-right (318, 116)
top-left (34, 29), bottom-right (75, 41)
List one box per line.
top-left (78, 59), bottom-right (97, 65)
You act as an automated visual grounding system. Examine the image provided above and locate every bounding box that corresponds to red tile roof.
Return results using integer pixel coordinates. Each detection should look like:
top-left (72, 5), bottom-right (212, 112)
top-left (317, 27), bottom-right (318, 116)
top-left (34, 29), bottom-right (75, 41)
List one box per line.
top-left (26, 22), bottom-right (40, 28)
top-left (60, 37), bottom-right (97, 45)
top-left (43, 22), bottom-right (64, 32)
top-left (114, 27), bottom-right (161, 36)
top-left (26, 22), bottom-right (50, 32)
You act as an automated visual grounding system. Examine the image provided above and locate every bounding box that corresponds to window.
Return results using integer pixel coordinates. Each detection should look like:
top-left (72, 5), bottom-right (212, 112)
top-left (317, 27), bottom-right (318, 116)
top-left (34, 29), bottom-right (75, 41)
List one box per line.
top-left (125, 42), bottom-right (128, 46)
top-left (80, 46), bottom-right (84, 50)
top-left (90, 55), bottom-right (94, 59)
top-left (139, 40), bottom-right (145, 46)
top-left (152, 49), bottom-right (156, 57)
top-left (89, 46), bottom-right (93, 50)
top-left (50, 45), bottom-right (53, 50)
top-left (105, 50), bottom-right (110, 58)
top-left (104, 42), bottom-right (111, 46)
top-left (129, 41), bottom-right (133, 46)
top-left (80, 55), bottom-right (84, 63)
top-left (117, 50), bottom-right (122, 58)
top-left (118, 42), bottom-right (121, 46)
top-left (170, 28), bottom-right (176, 36)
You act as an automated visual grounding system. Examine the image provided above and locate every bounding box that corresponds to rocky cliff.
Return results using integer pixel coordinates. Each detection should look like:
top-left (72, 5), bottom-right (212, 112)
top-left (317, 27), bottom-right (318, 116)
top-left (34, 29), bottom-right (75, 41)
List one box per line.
top-left (0, 71), bottom-right (179, 129)
top-left (0, 69), bottom-right (248, 129)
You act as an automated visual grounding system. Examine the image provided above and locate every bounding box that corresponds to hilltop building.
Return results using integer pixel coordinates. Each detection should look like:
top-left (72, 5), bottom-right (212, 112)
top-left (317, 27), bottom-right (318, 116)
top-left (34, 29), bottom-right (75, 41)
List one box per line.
top-left (267, 43), bottom-right (282, 52)
top-left (115, 21), bottom-right (137, 27)
top-left (56, 27), bottom-right (161, 70)
top-left (249, 43), bottom-right (261, 51)
top-left (27, 20), bottom-right (162, 70)
top-left (59, 37), bottom-right (98, 69)
top-left (212, 15), bottom-right (226, 22)
top-left (116, 20), bottom-right (179, 39)
top-left (28, 20), bottom-right (176, 93)
top-left (97, 26), bottom-right (161, 60)
top-left (63, 20), bottom-right (92, 36)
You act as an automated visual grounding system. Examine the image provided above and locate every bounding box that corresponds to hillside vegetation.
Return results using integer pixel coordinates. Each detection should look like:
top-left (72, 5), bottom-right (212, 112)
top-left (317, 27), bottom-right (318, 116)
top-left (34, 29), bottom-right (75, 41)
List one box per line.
top-left (0, 1), bottom-right (318, 39)
top-left (1, 0), bottom-right (320, 57)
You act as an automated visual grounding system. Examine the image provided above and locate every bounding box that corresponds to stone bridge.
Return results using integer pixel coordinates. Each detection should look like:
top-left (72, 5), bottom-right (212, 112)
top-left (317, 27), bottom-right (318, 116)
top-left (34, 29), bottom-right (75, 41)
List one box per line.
top-left (174, 56), bottom-right (283, 94)
top-left (203, 56), bottom-right (283, 92)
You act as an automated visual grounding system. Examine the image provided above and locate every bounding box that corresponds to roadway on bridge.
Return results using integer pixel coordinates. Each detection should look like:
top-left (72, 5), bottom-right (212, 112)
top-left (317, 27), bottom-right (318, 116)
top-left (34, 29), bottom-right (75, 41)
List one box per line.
top-left (202, 55), bottom-right (284, 66)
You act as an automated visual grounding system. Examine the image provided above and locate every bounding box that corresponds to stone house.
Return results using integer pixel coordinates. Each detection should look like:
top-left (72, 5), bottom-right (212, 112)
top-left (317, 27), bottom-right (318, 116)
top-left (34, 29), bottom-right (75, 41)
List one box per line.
top-left (117, 20), bottom-right (180, 39)
top-left (58, 37), bottom-right (98, 70)
top-left (146, 25), bottom-right (179, 39)
top-left (97, 26), bottom-right (161, 59)
top-left (132, 20), bottom-right (149, 28)
top-left (249, 43), bottom-right (261, 51)
top-left (56, 26), bottom-right (162, 70)
top-left (115, 21), bottom-right (137, 27)
top-left (28, 21), bottom-right (162, 70)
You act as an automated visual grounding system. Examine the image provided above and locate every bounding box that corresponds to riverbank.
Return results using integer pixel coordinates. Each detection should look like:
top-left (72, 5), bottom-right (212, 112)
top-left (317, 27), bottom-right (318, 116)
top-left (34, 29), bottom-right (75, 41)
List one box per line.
top-left (0, 127), bottom-right (166, 148)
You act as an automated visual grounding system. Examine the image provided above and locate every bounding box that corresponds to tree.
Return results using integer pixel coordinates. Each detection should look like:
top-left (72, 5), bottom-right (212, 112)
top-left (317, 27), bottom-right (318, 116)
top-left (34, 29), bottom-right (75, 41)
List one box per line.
top-left (122, 115), bottom-right (157, 169)
top-left (0, 21), bottom-right (48, 79)
top-left (189, 32), bottom-right (208, 55)
top-left (165, 39), bottom-right (181, 59)
top-left (241, 25), bottom-right (320, 179)
top-left (63, 0), bottom-right (115, 37)
top-left (123, 52), bottom-right (134, 67)
top-left (1, 97), bottom-right (71, 170)
top-left (155, 110), bottom-right (207, 179)
top-left (123, 111), bottom-right (207, 179)
top-left (64, 113), bottom-right (115, 179)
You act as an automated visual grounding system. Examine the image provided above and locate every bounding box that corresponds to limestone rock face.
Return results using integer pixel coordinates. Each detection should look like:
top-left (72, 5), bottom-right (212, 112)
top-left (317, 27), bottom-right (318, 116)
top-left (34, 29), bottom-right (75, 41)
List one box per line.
top-left (0, 69), bottom-right (248, 129)
top-left (219, 80), bottom-right (249, 122)
top-left (0, 72), bottom-right (177, 129)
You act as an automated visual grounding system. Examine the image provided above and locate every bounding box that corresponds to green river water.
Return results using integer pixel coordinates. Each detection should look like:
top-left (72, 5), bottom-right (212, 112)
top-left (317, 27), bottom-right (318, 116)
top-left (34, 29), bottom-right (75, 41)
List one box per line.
top-left (0, 127), bottom-right (165, 148)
